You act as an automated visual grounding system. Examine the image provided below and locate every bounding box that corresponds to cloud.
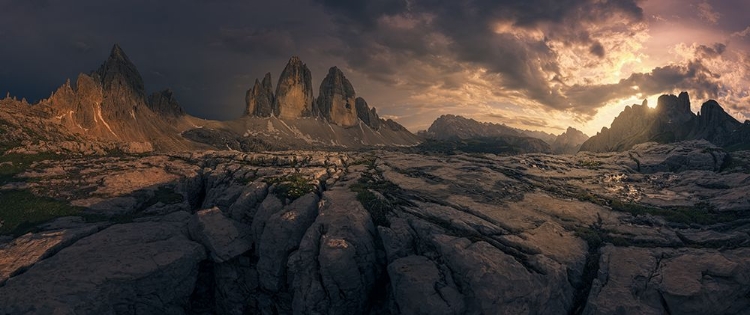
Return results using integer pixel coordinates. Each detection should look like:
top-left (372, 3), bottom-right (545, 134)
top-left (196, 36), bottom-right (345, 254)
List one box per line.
top-left (589, 42), bottom-right (606, 58)
top-left (732, 26), bottom-right (750, 38)
top-left (565, 59), bottom-right (722, 110)
top-left (695, 43), bottom-right (726, 58)
top-left (215, 28), bottom-right (296, 56)
top-left (696, 1), bottom-right (721, 25)
top-left (314, 0), bottom-right (647, 115)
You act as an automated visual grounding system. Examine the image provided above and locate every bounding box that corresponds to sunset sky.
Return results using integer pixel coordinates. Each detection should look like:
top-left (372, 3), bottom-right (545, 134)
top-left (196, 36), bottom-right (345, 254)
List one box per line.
top-left (1, 0), bottom-right (749, 136)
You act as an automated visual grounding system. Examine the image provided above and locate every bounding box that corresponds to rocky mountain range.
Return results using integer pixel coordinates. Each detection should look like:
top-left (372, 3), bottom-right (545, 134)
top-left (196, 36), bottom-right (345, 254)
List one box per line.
top-left (0, 45), bottom-right (418, 155)
top-left (423, 114), bottom-right (589, 154)
top-left (580, 92), bottom-right (750, 152)
top-left (2, 44), bottom-right (750, 315)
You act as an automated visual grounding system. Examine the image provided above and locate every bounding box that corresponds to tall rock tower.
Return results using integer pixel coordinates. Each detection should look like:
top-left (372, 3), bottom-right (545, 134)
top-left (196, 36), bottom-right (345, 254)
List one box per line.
top-left (273, 56), bottom-right (315, 119)
top-left (245, 72), bottom-right (275, 117)
top-left (317, 67), bottom-right (358, 127)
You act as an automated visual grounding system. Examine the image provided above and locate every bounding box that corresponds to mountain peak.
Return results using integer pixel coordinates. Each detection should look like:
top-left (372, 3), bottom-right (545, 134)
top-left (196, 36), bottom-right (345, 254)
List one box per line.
top-left (317, 65), bottom-right (357, 127)
top-left (95, 44), bottom-right (145, 98)
top-left (288, 56), bottom-right (304, 66)
top-left (110, 44), bottom-right (128, 61)
top-left (147, 89), bottom-right (185, 118)
top-left (274, 57), bottom-right (314, 118)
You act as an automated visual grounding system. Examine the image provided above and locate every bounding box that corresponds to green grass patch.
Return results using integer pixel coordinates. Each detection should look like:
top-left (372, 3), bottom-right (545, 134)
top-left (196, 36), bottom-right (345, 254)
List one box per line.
top-left (724, 141), bottom-right (750, 152)
top-left (608, 199), bottom-right (738, 225)
top-left (0, 189), bottom-right (85, 236)
top-left (265, 174), bottom-right (317, 201)
top-left (574, 191), bottom-right (740, 226)
top-left (0, 152), bottom-right (63, 184)
top-left (349, 156), bottom-right (413, 227)
top-left (577, 159), bottom-right (603, 169)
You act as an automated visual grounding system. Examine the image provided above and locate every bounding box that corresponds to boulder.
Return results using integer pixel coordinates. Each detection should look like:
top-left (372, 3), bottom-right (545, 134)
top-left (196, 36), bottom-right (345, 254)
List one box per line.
top-left (388, 255), bottom-right (464, 315)
top-left (0, 220), bottom-right (102, 285)
top-left (289, 188), bottom-right (380, 315)
top-left (189, 207), bottom-right (252, 263)
top-left (0, 221), bottom-right (206, 314)
top-left (584, 246), bottom-right (750, 315)
top-left (256, 192), bottom-right (320, 292)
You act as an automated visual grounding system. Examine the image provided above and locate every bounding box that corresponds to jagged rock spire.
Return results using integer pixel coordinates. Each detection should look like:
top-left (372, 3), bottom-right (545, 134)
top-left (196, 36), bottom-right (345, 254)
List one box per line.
top-left (273, 56), bottom-right (314, 119)
top-left (148, 89), bottom-right (185, 118)
top-left (355, 97), bottom-right (381, 130)
top-left (245, 72), bottom-right (275, 117)
top-left (95, 44), bottom-right (145, 100)
top-left (317, 66), bottom-right (358, 127)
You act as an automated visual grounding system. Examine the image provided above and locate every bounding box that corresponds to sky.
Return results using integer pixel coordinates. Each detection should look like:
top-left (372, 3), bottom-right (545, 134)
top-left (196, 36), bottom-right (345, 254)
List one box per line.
top-left (1, 0), bottom-right (749, 136)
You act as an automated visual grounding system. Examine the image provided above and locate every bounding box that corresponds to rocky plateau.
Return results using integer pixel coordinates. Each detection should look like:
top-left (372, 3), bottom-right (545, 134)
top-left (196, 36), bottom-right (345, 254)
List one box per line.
top-left (0, 140), bottom-right (749, 314)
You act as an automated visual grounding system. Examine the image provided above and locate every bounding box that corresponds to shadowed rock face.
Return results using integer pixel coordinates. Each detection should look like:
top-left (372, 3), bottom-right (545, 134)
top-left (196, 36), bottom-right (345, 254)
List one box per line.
top-left (580, 92), bottom-right (748, 152)
top-left (317, 67), bottom-right (358, 127)
top-left (355, 97), bottom-right (381, 130)
top-left (95, 44), bottom-right (146, 101)
top-left (245, 73), bottom-right (274, 117)
top-left (552, 127), bottom-right (589, 154)
top-left (273, 56), bottom-right (315, 119)
top-left (426, 114), bottom-right (522, 140)
top-left (148, 89), bottom-right (185, 118)
top-left (423, 114), bottom-right (551, 153)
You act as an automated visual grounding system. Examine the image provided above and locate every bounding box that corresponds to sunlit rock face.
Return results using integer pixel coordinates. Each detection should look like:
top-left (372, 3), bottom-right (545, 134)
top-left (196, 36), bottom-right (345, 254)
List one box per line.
top-left (317, 67), bottom-right (358, 127)
top-left (273, 56), bottom-right (315, 119)
top-left (245, 72), bottom-right (275, 117)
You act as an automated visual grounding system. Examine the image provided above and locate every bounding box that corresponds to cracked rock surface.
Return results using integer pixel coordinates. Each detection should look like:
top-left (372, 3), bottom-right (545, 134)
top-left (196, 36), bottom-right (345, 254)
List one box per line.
top-left (0, 142), bottom-right (749, 314)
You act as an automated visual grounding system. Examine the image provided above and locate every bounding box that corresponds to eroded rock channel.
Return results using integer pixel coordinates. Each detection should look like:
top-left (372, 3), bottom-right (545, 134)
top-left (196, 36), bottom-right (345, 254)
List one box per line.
top-left (1, 141), bottom-right (750, 314)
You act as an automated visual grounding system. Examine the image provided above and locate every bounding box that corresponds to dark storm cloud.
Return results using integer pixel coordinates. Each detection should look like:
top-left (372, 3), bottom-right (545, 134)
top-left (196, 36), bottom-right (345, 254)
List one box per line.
top-left (695, 43), bottom-right (727, 59)
top-left (565, 60), bottom-right (722, 110)
top-left (589, 42), bottom-right (606, 58)
top-left (313, 0), bottom-right (408, 28)
top-left (314, 0), bottom-right (644, 112)
top-left (0, 0), bottom-right (337, 120)
top-left (2, 0), bottom-right (747, 129)
top-left (216, 28), bottom-right (296, 56)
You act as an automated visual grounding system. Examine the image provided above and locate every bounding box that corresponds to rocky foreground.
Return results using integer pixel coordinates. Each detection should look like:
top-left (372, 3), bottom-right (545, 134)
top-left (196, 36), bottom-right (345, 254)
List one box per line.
top-left (1, 140), bottom-right (750, 314)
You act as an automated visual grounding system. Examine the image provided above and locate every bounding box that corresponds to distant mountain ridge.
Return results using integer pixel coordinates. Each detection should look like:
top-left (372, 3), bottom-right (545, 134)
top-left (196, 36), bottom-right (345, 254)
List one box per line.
top-left (423, 114), bottom-right (588, 154)
top-left (0, 45), bottom-right (418, 154)
top-left (580, 92), bottom-right (750, 152)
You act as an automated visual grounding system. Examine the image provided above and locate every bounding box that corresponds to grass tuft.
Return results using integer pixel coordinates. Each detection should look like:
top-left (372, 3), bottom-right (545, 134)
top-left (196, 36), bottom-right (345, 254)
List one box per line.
top-left (265, 174), bottom-right (317, 201)
top-left (0, 189), bottom-right (84, 236)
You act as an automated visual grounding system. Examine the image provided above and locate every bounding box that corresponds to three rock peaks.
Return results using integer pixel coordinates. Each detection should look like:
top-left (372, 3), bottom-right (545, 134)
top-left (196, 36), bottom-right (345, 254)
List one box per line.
top-left (245, 57), bottom-right (381, 129)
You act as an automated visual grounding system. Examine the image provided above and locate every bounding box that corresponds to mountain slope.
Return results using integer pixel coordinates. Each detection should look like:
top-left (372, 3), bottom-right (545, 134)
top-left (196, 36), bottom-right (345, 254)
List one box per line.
top-left (423, 114), bottom-right (590, 154)
top-left (423, 115), bottom-right (551, 153)
top-left (1, 46), bottom-right (418, 153)
top-left (552, 127), bottom-right (589, 154)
